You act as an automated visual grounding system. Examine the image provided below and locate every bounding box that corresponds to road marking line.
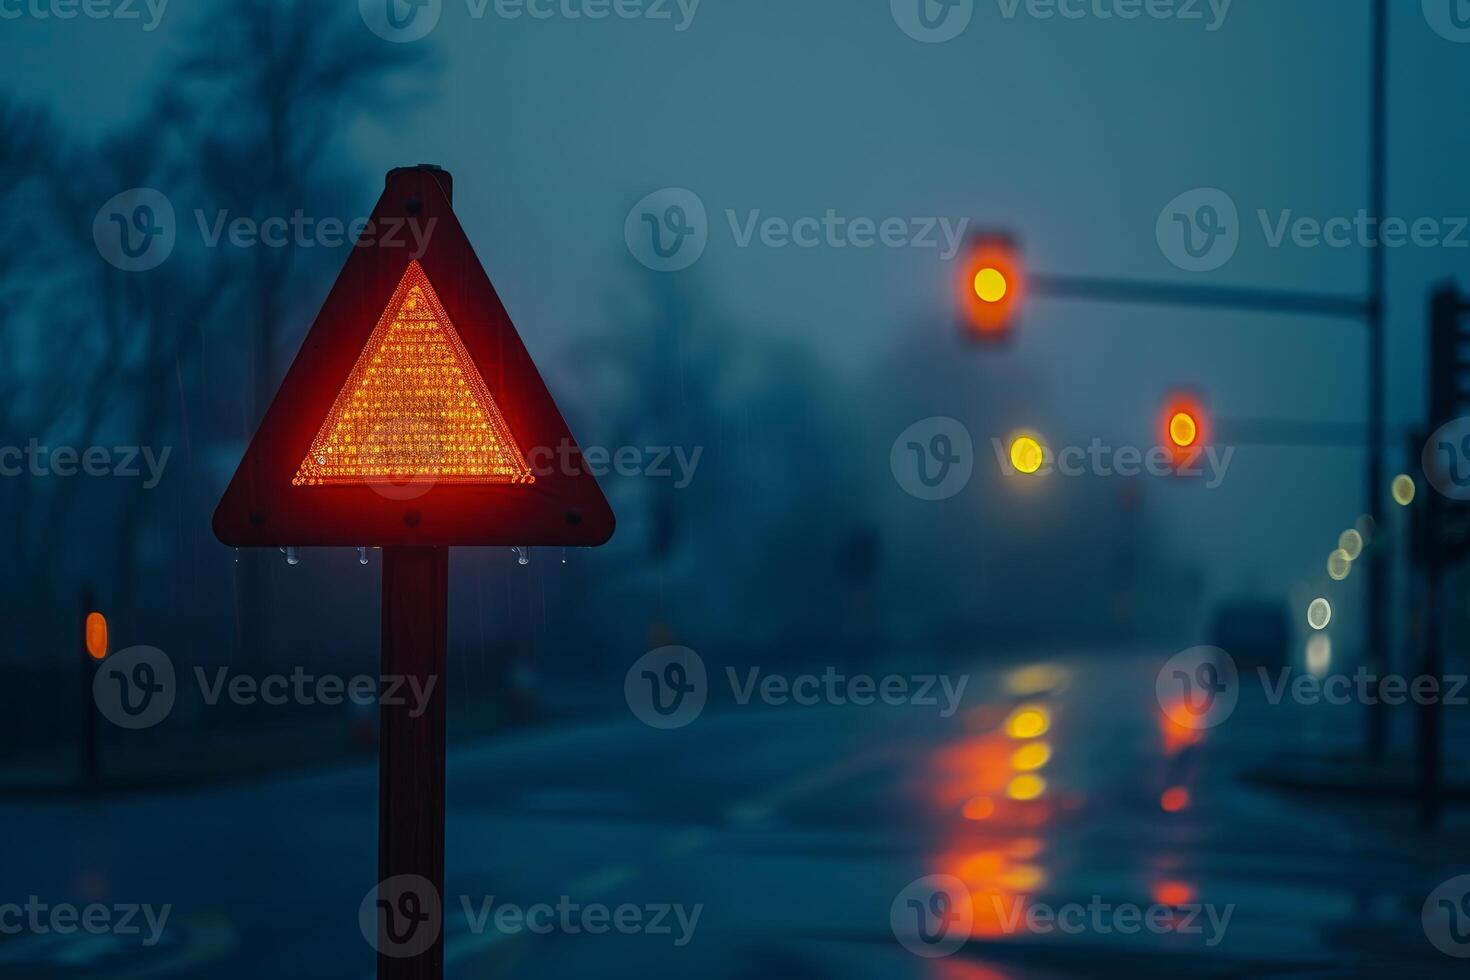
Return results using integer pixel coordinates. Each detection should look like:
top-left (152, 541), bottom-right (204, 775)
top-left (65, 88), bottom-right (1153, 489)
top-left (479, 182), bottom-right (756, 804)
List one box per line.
top-left (569, 864), bottom-right (637, 897)
top-left (725, 744), bottom-right (898, 828)
top-left (663, 828), bottom-right (714, 857)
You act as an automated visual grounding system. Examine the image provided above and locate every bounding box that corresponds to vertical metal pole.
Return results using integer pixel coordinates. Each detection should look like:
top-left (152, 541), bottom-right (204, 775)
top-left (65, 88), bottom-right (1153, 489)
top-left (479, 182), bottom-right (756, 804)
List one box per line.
top-left (1364, 0), bottom-right (1390, 757)
top-left (80, 587), bottom-right (99, 791)
top-left (1416, 286), bottom-right (1459, 829)
top-left (377, 546), bottom-right (449, 980)
top-left (1418, 537), bottom-right (1442, 829)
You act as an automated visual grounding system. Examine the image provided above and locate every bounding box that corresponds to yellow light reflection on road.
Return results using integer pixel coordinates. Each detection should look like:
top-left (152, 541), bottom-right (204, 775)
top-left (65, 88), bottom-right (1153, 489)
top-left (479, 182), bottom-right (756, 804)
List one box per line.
top-left (1005, 664), bottom-right (1068, 696)
top-left (1007, 774), bottom-right (1047, 801)
top-left (998, 864), bottom-right (1047, 891)
top-left (1005, 705), bottom-right (1051, 739)
top-left (1011, 742), bottom-right (1052, 772)
top-left (1306, 634), bottom-right (1331, 678)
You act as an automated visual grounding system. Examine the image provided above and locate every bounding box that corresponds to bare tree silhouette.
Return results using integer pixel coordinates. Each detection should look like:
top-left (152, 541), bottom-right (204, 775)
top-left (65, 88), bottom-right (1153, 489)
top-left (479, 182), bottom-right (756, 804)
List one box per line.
top-left (0, 0), bottom-right (434, 692)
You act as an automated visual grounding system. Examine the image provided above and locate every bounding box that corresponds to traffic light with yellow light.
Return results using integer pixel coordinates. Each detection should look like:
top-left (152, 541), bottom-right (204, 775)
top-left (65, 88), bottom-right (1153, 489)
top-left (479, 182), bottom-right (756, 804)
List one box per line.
top-left (960, 233), bottom-right (1023, 342)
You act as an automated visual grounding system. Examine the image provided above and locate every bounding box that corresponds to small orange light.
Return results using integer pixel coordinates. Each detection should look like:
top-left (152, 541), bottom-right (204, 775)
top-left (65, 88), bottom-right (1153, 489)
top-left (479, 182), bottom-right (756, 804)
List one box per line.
top-left (85, 612), bottom-right (108, 660)
top-left (1007, 837), bottom-right (1045, 859)
top-left (998, 864), bottom-right (1047, 891)
top-left (1160, 786), bottom-right (1189, 812)
top-left (1159, 394), bottom-right (1209, 466)
top-left (1168, 412), bottom-right (1198, 448)
top-left (963, 796), bottom-right (996, 821)
top-left (957, 850), bottom-right (1006, 879)
top-left (960, 238), bottom-right (1023, 338)
top-left (1153, 881), bottom-right (1195, 907)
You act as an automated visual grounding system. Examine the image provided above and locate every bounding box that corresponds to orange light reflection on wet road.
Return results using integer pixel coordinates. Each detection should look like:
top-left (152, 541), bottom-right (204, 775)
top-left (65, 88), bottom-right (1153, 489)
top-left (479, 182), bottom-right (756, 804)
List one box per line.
top-left (924, 690), bottom-right (1064, 942)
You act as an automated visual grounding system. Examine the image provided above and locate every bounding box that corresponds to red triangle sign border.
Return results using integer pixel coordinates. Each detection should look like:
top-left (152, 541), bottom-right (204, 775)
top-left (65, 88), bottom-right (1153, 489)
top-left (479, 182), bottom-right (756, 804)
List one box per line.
top-left (213, 167), bottom-right (614, 548)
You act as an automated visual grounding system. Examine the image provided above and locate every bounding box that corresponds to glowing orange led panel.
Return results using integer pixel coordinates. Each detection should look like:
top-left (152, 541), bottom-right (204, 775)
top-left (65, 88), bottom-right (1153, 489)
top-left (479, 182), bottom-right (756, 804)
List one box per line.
top-left (293, 261), bottom-right (533, 487)
top-left (85, 612), bottom-right (108, 660)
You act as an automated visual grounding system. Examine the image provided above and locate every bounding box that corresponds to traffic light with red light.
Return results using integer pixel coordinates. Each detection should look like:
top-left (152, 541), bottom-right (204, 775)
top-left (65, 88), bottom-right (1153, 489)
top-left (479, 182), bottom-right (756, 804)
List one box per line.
top-left (1159, 394), bottom-right (1209, 470)
top-left (960, 233), bottom-right (1023, 342)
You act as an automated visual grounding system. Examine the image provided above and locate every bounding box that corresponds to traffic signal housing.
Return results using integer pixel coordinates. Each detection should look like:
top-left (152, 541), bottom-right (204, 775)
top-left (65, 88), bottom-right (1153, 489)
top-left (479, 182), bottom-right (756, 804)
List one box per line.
top-left (960, 233), bottom-right (1023, 342)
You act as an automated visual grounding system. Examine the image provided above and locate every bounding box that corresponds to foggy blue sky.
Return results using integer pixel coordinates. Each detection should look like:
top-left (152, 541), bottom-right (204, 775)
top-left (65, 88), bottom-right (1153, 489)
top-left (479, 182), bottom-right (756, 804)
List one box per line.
top-left (4, 0), bottom-right (1468, 628)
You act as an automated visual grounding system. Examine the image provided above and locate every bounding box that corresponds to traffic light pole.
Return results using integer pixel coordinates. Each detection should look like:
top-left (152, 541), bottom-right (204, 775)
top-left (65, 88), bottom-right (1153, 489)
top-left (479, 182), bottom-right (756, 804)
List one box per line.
top-left (1029, 274), bottom-right (1372, 321)
top-left (1413, 285), bottom-right (1470, 830)
top-left (1363, 0), bottom-right (1390, 759)
top-left (1212, 419), bottom-right (1384, 448)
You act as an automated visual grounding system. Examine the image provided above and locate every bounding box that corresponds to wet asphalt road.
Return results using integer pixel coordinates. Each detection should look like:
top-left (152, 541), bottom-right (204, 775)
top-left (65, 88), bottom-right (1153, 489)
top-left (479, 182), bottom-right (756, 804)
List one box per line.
top-left (1, 649), bottom-right (1466, 978)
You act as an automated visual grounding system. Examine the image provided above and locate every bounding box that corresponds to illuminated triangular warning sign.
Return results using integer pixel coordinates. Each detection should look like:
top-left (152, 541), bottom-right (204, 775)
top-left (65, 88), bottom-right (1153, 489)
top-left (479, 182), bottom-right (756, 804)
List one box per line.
top-left (213, 166), bottom-right (614, 548)
top-left (292, 262), bottom-right (533, 487)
